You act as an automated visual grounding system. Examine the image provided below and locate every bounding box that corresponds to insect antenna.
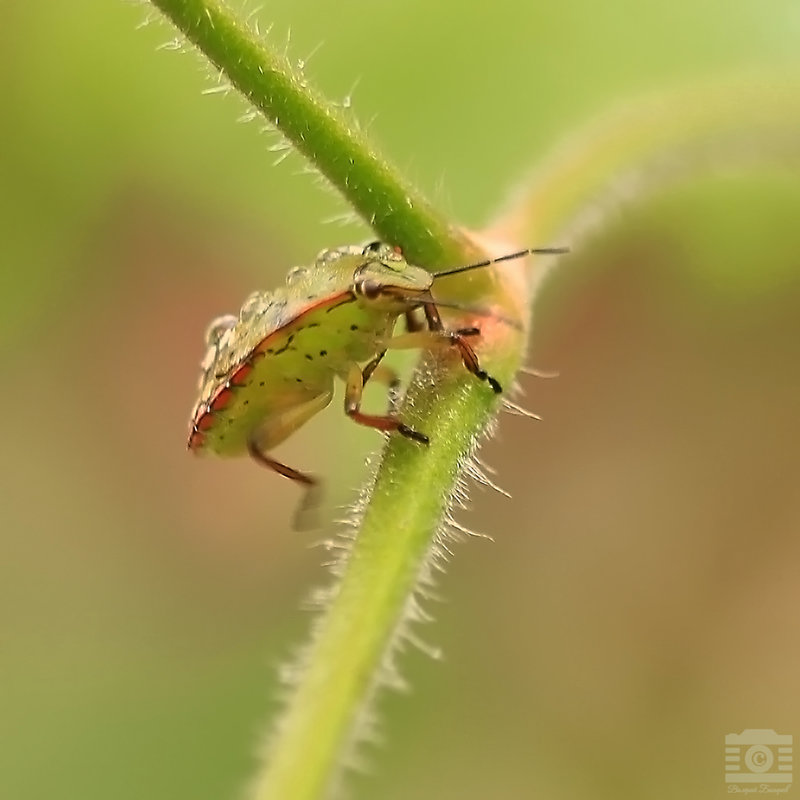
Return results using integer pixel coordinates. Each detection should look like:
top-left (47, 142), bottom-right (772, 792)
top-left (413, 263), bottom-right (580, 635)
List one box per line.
top-left (432, 247), bottom-right (569, 279)
top-left (415, 296), bottom-right (524, 330)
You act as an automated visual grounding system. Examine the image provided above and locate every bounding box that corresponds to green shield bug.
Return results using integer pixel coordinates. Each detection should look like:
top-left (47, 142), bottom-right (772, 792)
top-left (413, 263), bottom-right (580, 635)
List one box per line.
top-left (188, 241), bottom-right (566, 527)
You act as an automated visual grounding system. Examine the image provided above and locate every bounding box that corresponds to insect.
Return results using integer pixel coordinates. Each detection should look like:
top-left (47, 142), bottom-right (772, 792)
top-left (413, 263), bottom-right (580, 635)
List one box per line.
top-left (187, 241), bottom-right (566, 526)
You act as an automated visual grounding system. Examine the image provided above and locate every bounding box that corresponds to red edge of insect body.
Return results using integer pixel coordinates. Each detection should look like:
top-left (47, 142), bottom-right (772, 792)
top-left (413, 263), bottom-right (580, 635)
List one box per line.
top-left (187, 291), bottom-right (353, 452)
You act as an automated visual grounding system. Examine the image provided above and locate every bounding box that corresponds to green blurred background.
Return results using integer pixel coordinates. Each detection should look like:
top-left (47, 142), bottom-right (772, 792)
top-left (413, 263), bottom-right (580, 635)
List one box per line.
top-left (2, 2), bottom-right (799, 799)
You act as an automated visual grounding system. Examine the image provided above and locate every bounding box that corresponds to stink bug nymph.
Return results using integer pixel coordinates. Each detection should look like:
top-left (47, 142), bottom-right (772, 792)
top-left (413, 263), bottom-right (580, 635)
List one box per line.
top-left (187, 242), bottom-right (566, 527)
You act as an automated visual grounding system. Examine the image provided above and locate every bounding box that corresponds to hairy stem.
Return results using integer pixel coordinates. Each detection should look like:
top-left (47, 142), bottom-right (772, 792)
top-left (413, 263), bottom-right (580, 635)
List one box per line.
top-left (258, 334), bottom-right (526, 800)
top-left (146, 3), bottom-right (523, 799)
top-left (149, 0), bottom-right (480, 268)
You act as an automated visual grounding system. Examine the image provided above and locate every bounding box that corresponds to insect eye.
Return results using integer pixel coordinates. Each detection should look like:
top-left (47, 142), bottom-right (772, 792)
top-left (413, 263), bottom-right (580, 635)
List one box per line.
top-left (355, 278), bottom-right (382, 300)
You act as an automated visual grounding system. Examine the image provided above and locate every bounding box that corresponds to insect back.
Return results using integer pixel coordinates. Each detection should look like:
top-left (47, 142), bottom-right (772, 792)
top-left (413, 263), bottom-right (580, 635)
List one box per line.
top-left (187, 241), bottom-right (567, 527)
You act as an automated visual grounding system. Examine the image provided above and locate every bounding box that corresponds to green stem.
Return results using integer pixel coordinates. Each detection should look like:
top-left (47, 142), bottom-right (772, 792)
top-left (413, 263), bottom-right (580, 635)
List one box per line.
top-left (146, 3), bottom-right (521, 799)
top-left (149, 0), bottom-right (480, 268)
top-left (250, 229), bottom-right (533, 800)
top-left (258, 343), bottom-right (525, 800)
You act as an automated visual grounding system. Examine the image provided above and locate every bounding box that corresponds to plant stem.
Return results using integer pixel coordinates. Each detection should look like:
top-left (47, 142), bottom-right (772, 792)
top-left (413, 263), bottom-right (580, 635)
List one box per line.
top-left (146, 3), bottom-right (527, 799)
top-left (149, 0), bottom-right (480, 268)
top-left (256, 336), bottom-right (525, 800)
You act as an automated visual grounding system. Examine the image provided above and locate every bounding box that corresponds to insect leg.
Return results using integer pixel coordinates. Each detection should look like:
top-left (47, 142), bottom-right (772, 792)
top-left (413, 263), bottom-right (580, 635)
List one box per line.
top-left (361, 350), bottom-right (402, 413)
top-left (361, 349), bottom-right (387, 384)
top-left (245, 390), bottom-right (333, 531)
top-left (387, 303), bottom-right (503, 394)
top-left (246, 440), bottom-right (316, 488)
top-left (344, 360), bottom-right (429, 445)
top-left (247, 438), bottom-right (321, 530)
top-left (422, 302), bottom-right (501, 393)
top-left (404, 309), bottom-right (425, 333)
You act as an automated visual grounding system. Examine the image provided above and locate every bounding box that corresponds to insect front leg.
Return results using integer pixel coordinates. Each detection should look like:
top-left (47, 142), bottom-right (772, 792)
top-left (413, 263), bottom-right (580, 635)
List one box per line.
top-left (422, 302), bottom-right (502, 393)
top-left (387, 303), bottom-right (502, 394)
top-left (344, 355), bottom-right (429, 445)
